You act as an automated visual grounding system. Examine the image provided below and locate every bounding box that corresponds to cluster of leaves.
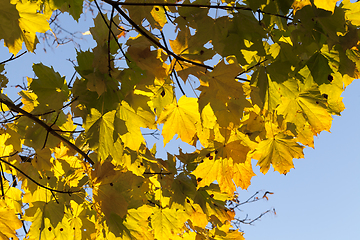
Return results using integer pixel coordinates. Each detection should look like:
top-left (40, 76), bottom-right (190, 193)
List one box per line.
top-left (0, 0), bottom-right (360, 239)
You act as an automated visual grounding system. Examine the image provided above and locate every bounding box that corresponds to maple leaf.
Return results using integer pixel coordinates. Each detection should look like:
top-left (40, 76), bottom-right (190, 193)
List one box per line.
top-left (117, 100), bottom-right (156, 150)
top-left (0, 199), bottom-right (22, 240)
top-left (0, 0), bottom-right (50, 55)
top-left (170, 27), bottom-right (214, 65)
top-left (198, 59), bottom-right (244, 109)
top-left (30, 63), bottom-right (70, 112)
top-left (83, 108), bottom-right (123, 162)
top-left (158, 95), bottom-right (200, 146)
top-left (1, 0), bottom-right (360, 239)
top-left (152, 207), bottom-right (187, 240)
top-left (253, 133), bottom-right (305, 174)
top-left (342, 0), bottom-right (360, 26)
top-left (276, 86), bottom-right (333, 134)
top-left (313, 0), bottom-right (338, 13)
top-left (53, 0), bottom-right (84, 21)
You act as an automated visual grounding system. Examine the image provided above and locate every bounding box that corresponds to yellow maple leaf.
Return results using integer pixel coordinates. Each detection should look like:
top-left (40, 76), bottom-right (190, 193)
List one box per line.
top-left (253, 133), bottom-right (304, 174)
top-left (277, 87), bottom-right (333, 134)
top-left (192, 153), bottom-right (255, 194)
top-left (199, 59), bottom-right (243, 105)
top-left (0, 199), bottom-right (22, 240)
top-left (0, 130), bottom-right (14, 158)
top-left (292, 0), bottom-right (337, 14)
top-left (193, 157), bottom-right (235, 194)
top-left (151, 207), bottom-right (187, 240)
top-left (1, 0), bottom-right (50, 55)
top-left (151, 6), bottom-right (167, 29)
top-left (232, 159), bottom-right (256, 190)
top-left (342, 0), bottom-right (360, 26)
top-left (313, 0), bottom-right (338, 13)
top-left (158, 96), bottom-right (200, 146)
top-left (117, 100), bottom-right (156, 150)
top-left (32, 148), bottom-right (53, 172)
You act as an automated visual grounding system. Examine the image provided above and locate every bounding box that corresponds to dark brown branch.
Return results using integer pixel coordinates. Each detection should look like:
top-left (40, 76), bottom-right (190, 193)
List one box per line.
top-left (94, 0), bottom-right (129, 63)
top-left (162, 5), bottom-right (176, 25)
top-left (0, 97), bottom-right (94, 165)
top-left (42, 112), bottom-right (61, 149)
top-left (0, 51), bottom-right (27, 65)
top-left (50, 190), bottom-right (59, 204)
top-left (143, 172), bottom-right (171, 175)
top-left (21, 218), bottom-right (28, 235)
top-left (235, 76), bottom-right (251, 82)
top-left (33, 96), bottom-right (79, 117)
top-left (106, 0), bottom-right (214, 70)
top-left (0, 164), bottom-right (4, 197)
top-left (67, 71), bottom-right (77, 88)
top-left (160, 30), bottom-right (186, 96)
top-left (108, 6), bottom-right (116, 77)
top-left (237, 58), bottom-right (268, 78)
top-left (0, 152), bottom-right (80, 194)
top-left (53, 129), bottom-right (84, 133)
top-left (102, 0), bottom-right (293, 20)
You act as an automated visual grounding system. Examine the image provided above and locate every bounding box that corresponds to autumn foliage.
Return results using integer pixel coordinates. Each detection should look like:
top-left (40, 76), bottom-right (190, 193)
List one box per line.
top-left (0, 0), bottom-right (360, 239)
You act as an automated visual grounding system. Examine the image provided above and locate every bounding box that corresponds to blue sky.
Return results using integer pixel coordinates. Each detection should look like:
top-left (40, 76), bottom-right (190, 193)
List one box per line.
top-left (1, 4), bottom-right (360, 240)
top-left (239, 79), bottom-right (360, 239)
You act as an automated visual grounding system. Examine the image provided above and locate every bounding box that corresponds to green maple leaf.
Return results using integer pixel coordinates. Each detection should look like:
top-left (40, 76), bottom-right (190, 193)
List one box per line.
top-left (52, 0), bottom-right (84, 21)
top-left (83, 108), bottom-right (125, 162)
top-left (276, 85), bottom-right (333, 134)
top-left (30, 63), bottom-right (70, 112)
top-left (117, 100), bottom-right (155, 151)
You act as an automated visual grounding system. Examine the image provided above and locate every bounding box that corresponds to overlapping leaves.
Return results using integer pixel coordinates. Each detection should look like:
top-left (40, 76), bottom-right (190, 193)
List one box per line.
top-left (0, 0), bottom-right (360, 239)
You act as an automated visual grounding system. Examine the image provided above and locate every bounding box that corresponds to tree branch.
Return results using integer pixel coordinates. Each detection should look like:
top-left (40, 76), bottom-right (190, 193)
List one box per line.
top-left (234, 208), bottom-right (275, 225)
top-left (0, 97), bottom-right (94, 165)
top-left (160, 30), bottom-right (186, 96)
top-left (0, 152), bottom-right (80, 194)
top-left (102, 0), bottom-right (293, 20)
top-left (0, 51), bottom-right (27, 65)
top-left (94, 0), bottom-right (129, 63)
top-left (105, 0), bottom-right (215, 71)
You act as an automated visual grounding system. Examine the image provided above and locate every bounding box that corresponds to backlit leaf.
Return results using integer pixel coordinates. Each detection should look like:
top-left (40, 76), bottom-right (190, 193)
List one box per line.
top-left (158, 95), bottom-right (200, 146)
top-left (253, 133), bottom-right (305, 174)
top-left (0, 199), bottom-right (22, 240)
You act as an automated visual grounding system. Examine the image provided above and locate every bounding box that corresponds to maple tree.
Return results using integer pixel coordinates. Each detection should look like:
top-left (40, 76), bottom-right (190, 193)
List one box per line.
top-left (0, 0), bottom-right (360, 239)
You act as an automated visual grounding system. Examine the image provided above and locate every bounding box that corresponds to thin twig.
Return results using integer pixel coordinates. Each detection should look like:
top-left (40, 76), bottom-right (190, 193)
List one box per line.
top-left (108, 6), bottom-right (116, 77)
top-left (0, 51), bottom-right (27, 65)
top-left (94, 0), bottom-right (129, 62)
top-left (42, 112), bottom-right (61, 149)
top-left (0, 163), bottom-right (4, 197)
top-left (160, 30), bottom-right (186, 96)
top-left (143, 172), bottom-right (171, 175)
top-left (32, 96), bottom-right (79, 117)
top-left (234, 208), bottom-right (275, 225)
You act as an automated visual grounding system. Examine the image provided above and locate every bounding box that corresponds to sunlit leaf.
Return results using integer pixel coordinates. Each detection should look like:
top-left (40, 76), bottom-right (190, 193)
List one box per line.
top-left (0, 199), bottom-right (22, 240)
